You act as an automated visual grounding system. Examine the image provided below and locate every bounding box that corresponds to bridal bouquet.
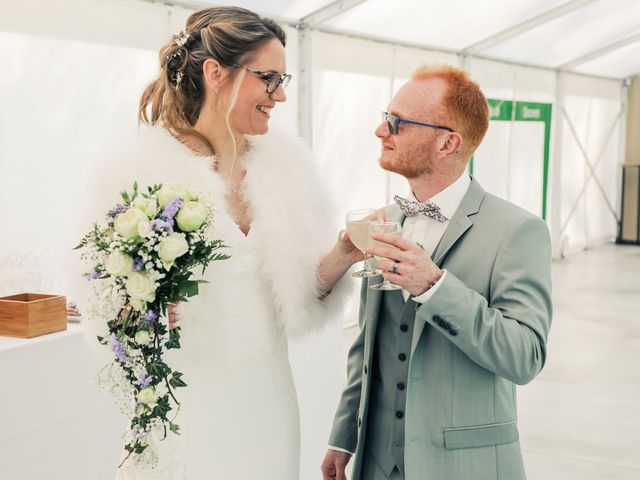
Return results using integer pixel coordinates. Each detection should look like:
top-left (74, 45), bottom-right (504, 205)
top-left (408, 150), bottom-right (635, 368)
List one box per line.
top-left (76, 182), bottom-right (229, 468)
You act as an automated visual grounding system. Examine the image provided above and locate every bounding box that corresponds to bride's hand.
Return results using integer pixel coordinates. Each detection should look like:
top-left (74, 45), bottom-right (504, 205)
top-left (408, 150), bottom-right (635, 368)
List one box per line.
top-left (337, 208), bottom-right (386, 265)
top-left (168, 303), bottom-right (181, 330)
top-left (318, 209), bottom-right (386, 295)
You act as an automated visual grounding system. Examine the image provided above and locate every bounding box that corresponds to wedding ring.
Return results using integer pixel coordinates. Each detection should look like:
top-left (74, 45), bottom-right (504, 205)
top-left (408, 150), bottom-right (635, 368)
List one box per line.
top-left (391, 261), bottom-right (399, 274)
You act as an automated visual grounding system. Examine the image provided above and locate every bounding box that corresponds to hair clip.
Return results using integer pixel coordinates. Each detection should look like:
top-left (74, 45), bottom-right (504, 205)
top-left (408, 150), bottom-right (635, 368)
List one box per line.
top-left (175, 32), bottom-right (190, 47)
top-left (175, 71), bottom-right (184, 89)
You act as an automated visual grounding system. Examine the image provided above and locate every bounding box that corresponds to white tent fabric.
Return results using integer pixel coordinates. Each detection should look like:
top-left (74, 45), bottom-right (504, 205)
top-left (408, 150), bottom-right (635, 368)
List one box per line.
top-left (0, 0), bottom-right (634, 477)
top-left (182, 0), bottom-right (640, 80)
top-left (325, 0), bottom-right (570, 52)
top-left (556, 73), bottom-right (623, 252)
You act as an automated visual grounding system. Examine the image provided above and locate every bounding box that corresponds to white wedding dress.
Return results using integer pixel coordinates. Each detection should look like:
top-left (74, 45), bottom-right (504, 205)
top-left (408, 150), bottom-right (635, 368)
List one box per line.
top-left (81, 126), bottom-right (352, 479)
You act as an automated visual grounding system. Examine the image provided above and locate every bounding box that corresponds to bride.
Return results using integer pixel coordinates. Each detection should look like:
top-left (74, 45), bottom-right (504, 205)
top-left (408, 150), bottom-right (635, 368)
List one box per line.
top-left (85, 5), bottom-right (362, 479)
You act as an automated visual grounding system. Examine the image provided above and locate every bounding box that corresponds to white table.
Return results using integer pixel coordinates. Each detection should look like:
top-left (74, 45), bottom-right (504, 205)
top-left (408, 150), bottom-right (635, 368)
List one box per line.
top-left (0, 324), bottom-right (124, 479)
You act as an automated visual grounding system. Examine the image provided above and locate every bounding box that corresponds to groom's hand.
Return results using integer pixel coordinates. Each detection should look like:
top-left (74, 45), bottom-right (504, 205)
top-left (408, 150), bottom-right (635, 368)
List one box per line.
top-left (367, 233), bottom-right (443, 296)
top-left (321, 449), bottom-right (351, 480)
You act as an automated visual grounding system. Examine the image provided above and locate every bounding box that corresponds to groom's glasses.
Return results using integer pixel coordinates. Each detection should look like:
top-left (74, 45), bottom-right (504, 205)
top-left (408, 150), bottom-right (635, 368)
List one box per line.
top-left (382, 111), bottom-right (454, 135)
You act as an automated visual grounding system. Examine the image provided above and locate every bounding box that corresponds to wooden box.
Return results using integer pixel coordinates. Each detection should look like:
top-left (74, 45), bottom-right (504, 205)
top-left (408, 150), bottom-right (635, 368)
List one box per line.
top-left (0, 293), bottom-right (67, 338)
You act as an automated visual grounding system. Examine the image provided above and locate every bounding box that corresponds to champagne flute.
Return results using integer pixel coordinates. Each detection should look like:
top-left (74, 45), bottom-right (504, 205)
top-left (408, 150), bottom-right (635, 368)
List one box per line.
top-left (346, 209), bottom-right (378, 278)
top-left (369, 221), bottom-right (403, 290)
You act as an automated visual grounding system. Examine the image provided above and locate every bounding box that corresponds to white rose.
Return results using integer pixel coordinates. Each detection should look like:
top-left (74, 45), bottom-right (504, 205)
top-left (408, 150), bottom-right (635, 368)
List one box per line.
top-left (132, 196), bottom-right (149, 211)
top-left (129, 298), bottom-right (146, 312)
top-left (157, 233), bottom-right (189, 263)
top-left (126, 272), bottom-right (156, 302)
top-left (114, 208), bottom-right (149, 240)
top-left (104, 251), bottom-right (134, 277)
top-left (187, 187), bottom-right (204, 201)
top-left (145, 198), bottom-right (160, 218)
top-left (136, 387), bottom-right (157, 405)
top-left (176, 201), bottom-right (209, 232)
top-left (138, 221), bottom-right (153, 238)
top-left (157, 183), bottom-right (192, 209)
top-left (133, 197), bottom-right (160, 219)
top-left (134, 330), bottom-right (152, 346)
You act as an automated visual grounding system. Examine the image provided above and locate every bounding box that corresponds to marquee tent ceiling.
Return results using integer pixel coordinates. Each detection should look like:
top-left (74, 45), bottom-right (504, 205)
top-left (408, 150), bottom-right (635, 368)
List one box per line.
top-left (165, 0), bottom-right (640, 80)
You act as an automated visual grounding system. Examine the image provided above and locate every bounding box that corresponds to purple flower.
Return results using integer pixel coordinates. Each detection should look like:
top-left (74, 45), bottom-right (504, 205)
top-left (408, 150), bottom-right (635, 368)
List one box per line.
top-left (144, 310), bottom-right (158, 324)
top-left (137, 372), bottom-right (152, 388)
top-left (133, 256), bottom-right (144, 272)
top-left (107, 204), bottom-right (128, 219)
top-left (85, 270), bottom-right (102, 281)
top-left (149, 219), bottom-right (173, 233)
top-left (162, 198), bottom-right (184, 220)
top-left (161, 215), bottom-right (175, 229)
top-left (130, 428), bottom-right (149, 440)
top-left (109, 333), bottom-right (130, 363)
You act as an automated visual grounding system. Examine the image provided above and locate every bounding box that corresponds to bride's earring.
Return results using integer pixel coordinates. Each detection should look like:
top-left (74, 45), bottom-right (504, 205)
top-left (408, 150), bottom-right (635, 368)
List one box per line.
top-left (216, 95), bottom-right (221, 112)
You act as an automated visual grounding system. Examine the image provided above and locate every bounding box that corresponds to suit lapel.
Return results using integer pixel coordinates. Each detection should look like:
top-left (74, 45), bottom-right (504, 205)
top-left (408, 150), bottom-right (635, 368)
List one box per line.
top-left (411, 178), bottom-right (485, 355)
top-left (432, 178), bottom-right (485, 266)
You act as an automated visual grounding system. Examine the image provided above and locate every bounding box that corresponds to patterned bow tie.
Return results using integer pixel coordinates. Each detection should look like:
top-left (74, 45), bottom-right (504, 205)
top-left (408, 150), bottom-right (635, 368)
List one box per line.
top-left (393, 195), bottom-right (448, 223)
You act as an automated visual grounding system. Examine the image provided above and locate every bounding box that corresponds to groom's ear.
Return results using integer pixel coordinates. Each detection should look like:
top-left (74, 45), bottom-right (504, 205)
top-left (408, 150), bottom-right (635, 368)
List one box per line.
top-left (439, 132), bottom-right (462, 157)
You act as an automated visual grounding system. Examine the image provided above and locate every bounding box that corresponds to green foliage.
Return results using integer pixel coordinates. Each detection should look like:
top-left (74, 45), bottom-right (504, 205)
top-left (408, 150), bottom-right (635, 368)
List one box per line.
top-left (148, 360), bottom-right (171, 379)
top-left (169, 371), bottom-right (187, 388)
top-left (153, 396), bottom-right (172, 421)
top-left (169, 422), bottom-right (181, 435)
top-left (165, 328), bottom-right (181, 350)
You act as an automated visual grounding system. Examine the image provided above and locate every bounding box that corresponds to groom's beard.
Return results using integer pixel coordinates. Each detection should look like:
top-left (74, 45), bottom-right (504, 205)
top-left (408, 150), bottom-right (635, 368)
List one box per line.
top-left (379, 144), bottom-right (434, 179)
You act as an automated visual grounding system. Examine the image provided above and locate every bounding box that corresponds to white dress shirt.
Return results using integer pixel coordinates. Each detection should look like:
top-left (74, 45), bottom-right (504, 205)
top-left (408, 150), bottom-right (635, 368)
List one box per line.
top-left (404, 172), bottom-right (471, 303)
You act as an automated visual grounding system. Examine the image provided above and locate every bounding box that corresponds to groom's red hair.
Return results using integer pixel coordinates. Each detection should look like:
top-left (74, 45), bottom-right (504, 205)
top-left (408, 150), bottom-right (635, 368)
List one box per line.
top-left (412, 64), bottom-right (489, 156)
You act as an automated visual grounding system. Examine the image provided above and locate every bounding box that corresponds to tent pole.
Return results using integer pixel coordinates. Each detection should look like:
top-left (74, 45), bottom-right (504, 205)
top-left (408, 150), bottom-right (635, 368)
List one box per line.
top-left (550, 71), bottom-right (565, 259)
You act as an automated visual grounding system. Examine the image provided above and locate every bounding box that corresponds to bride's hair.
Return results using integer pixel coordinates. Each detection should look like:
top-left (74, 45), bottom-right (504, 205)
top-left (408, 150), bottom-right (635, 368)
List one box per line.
top-left (138, 6), bottom-right (286, 155)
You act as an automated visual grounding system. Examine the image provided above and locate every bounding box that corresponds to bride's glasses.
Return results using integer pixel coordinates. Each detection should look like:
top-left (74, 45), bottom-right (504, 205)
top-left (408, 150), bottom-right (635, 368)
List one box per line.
top-left (230, 63), bottom-right (292, 94)
top-left (369, 221), bottom-right (403, 290)
top-left (346, 209), bottom-right (378, 278)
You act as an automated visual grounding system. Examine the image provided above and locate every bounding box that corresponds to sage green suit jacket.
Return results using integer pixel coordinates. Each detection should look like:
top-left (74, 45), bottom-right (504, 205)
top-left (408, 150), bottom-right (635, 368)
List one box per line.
top-left (329, 179), bottom-right (552, 479)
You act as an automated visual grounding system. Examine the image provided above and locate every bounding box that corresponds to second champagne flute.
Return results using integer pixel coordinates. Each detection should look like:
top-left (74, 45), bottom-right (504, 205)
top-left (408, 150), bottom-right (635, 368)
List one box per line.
top-left (369, 221), bottom-right (403, 290)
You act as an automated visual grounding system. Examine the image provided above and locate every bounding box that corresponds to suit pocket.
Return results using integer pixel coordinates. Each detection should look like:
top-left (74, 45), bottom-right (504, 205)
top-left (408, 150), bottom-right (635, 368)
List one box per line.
top-left (443, 421), bottom-right (519, 450)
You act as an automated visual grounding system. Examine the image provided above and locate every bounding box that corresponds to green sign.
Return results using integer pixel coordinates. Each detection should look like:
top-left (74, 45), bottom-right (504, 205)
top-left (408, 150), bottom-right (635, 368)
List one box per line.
top-left (472, 99), bottom-right (552, 220)
top-left (488, 99), bottom-right (514, 121)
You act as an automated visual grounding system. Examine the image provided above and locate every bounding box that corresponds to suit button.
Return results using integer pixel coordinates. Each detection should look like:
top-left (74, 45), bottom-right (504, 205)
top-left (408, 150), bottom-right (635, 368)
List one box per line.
top-left (450, 329), bottom-right (458, 336)
top-left (364, 365), bottom-right (368, 374)
top-left (400, 324), bottom-right (408, 332)
top-left (398, 353), bottom-right (407, 361)
top-left (438, 320), bottom-right (447, 328)
top-left (397, 382), bottom-right (405, 390)
top-left (432, 315), bottom-right (441, 322)
top-left (395, 411), bottom-right (404, 419)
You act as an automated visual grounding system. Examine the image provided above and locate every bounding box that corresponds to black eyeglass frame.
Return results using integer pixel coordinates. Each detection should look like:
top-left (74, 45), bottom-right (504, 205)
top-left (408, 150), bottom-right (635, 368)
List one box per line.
top-left (382, 111), bottom-right (454, 134)
top-left (230, 63), bottom-right (292, 94)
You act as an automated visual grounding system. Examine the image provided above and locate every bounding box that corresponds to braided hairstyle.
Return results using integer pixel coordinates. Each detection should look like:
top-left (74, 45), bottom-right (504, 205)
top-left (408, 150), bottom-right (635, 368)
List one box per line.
top-left (139, 6), bottom-right (286, 155)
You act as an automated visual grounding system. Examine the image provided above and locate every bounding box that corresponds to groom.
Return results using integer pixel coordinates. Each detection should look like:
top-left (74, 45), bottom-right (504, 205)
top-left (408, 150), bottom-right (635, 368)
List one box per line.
top-left (322, 65), bottom-right (552, 480)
